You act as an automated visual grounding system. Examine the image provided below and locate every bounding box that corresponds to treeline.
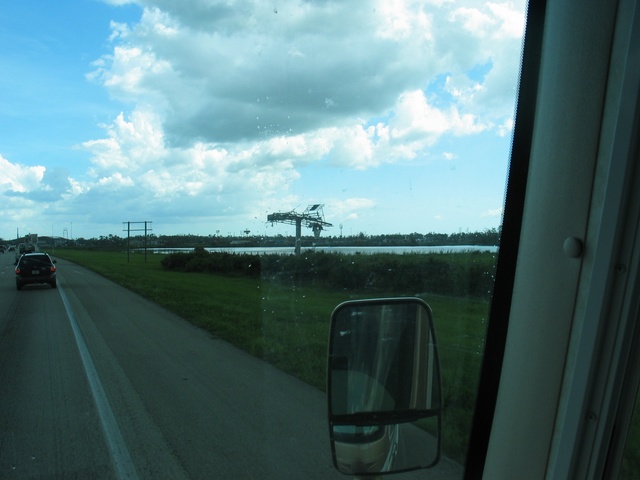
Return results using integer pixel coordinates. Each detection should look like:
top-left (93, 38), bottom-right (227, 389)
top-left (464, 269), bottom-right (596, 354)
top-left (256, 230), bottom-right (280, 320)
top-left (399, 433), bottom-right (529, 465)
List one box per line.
top-left (161, 248), bottom-right (497, 300)
top-left (65, 228), bottom-right (500, 249)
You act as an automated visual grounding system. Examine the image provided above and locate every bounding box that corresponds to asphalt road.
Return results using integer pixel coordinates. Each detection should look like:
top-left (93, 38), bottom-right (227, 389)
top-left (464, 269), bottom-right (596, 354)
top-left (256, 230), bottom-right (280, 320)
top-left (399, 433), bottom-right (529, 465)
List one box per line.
top-left (0, 251), bottom-right (462, 479)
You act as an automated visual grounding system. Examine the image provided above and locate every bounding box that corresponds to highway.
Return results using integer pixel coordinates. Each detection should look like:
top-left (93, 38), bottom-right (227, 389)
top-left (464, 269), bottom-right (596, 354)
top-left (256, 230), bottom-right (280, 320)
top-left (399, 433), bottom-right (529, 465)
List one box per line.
top-left (0, 251), bottom-right (347, 479)
top-left (0, 251), bottom-right (462, 479)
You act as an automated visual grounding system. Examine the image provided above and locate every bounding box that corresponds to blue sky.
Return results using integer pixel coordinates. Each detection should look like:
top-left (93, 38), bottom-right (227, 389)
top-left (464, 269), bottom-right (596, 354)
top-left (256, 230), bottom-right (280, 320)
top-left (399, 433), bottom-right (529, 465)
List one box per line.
top-left (0, 0), bottom-right (525, 241)
top-left (0, 2), bottom-right (137, 161)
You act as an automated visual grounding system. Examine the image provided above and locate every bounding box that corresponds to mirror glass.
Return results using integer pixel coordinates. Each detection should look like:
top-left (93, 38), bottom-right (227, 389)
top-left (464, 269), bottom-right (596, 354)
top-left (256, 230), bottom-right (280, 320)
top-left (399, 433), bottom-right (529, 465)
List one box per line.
top-left (328, 298), bottom-right (441, 475)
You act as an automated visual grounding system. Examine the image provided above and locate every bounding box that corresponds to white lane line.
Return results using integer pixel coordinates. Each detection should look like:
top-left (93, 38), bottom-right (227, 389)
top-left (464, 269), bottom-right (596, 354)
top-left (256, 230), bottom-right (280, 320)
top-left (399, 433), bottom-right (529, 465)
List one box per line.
top-left (58, 283), bottom-right (139, 480)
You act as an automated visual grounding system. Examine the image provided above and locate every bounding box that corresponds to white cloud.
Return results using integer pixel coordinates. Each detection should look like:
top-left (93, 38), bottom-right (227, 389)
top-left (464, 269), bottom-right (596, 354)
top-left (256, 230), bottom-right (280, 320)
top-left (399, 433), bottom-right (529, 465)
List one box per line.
top-left (487, 2), bottom-right (527, 39)
top-left (83, 110), bottom-right (166, 174)
top-left (88, 0), bottom-right (523, 147)
top-left (390, 89), bottom-right (488, 143)
top-left (450, 6), bottom-right (497, 36)
top-left (497, 117), bottom-right (514, 137)
top-left (0, 155), bottom-right (46, 193)
top-left (482, 207), bottom-right (503, 218)
top-left (330, 198), bottom-right (376, 224)
top-left (445, 75), bottom-right (485, 105)
top-left (97, 172), bottom-right (135, 188)
top-left (376, 0), bottom-right (434, 41)
top-left (450, 2), bottom-right (524, 40)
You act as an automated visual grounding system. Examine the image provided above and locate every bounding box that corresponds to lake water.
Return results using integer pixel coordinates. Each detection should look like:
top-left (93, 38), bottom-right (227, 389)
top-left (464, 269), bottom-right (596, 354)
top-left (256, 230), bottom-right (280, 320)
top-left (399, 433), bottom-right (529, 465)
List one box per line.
top-left (149, 245), bottom-right (498, 255)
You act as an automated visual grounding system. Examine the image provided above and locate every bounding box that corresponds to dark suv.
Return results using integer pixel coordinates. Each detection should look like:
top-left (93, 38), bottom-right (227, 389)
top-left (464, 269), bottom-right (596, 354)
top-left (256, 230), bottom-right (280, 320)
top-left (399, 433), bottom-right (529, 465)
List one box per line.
top-left (15, 253), bottom-right (57, 290)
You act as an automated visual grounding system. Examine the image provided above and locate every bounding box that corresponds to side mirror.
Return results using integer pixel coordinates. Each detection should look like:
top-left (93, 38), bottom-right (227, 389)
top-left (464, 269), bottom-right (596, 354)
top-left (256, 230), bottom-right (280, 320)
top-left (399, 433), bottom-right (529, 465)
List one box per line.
top-left (327, 298), bottom-right (442, 476)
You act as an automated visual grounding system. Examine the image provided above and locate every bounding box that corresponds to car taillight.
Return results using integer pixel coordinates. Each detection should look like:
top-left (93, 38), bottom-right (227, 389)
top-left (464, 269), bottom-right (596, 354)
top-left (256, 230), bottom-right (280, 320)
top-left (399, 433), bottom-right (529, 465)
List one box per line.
top-left (50, 266), bottom-right (56, 272)
top-left (15, 268), bottom-right (20, 274)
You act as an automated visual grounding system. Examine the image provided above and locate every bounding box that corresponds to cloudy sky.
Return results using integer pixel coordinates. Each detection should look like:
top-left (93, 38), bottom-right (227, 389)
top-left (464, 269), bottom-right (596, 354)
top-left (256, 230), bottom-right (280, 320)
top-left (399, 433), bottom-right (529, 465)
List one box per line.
top-left (0, 0), bottom-right (526, 241)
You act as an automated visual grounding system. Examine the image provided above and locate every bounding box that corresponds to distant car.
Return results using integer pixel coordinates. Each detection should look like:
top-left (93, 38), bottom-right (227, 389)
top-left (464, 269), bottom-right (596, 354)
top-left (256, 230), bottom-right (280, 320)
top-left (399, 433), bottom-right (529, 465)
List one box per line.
top-left (15, 253), bottom-right (57, 290)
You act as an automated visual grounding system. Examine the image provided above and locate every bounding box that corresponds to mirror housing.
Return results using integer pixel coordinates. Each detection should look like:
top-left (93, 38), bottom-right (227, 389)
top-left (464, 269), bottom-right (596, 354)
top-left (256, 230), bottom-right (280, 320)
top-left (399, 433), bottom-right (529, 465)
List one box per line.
top-left (327, 298), bottom-right (442, 475)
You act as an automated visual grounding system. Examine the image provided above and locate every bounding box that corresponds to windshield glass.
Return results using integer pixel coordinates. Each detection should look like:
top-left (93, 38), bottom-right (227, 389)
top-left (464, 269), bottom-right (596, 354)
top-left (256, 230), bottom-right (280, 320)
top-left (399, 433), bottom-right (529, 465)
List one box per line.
top-left (0, 1), bottom-right (526, 478)
top-left (19, 255), bottom-right (51, 266)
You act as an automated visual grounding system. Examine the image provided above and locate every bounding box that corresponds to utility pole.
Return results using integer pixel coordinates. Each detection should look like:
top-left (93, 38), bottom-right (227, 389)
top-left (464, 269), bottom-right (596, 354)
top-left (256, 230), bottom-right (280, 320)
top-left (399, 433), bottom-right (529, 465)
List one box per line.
top-left (123, 221), bottom-right (153, 263)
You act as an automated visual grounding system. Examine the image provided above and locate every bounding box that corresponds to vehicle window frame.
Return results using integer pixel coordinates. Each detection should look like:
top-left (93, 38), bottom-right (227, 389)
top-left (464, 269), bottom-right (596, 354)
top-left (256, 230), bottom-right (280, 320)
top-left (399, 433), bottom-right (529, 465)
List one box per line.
top-left (463, 0), bottom-right (547, 477)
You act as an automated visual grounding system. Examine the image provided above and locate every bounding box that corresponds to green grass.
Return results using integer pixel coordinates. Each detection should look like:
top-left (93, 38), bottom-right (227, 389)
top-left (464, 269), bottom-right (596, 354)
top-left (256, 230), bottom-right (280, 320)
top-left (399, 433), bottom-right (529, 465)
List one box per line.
top-left (54, 248), bottom-right (489, 463)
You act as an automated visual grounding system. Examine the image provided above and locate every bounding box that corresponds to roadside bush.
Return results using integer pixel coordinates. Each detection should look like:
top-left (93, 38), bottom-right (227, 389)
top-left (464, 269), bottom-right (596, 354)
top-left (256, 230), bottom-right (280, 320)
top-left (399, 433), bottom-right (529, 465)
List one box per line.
top-left (160, 252), bottom-right (192, 270)
top-left (161, 249), bottom-right (261, 277)
top-left (161, 250), bottom-right (496, 300)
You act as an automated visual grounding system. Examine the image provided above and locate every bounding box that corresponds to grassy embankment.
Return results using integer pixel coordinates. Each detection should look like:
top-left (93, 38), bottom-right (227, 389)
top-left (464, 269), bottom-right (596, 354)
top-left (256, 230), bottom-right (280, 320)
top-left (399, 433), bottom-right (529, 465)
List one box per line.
top-left (54, 248), bottom-right (492, 463)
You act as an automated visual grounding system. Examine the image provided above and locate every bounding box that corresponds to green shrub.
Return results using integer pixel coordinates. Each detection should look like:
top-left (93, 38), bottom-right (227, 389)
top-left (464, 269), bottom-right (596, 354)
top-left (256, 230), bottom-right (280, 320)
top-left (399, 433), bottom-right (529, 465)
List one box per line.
top-left (161, 250), bottom-right (496, 300)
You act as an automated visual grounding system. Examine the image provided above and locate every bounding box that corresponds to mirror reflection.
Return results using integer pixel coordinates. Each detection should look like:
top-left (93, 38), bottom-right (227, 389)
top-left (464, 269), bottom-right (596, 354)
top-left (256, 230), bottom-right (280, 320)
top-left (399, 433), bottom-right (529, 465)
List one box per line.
top-left (332, 417), bottom-right (440, 475)
top-left (328, 298), bottom-right (441, 475)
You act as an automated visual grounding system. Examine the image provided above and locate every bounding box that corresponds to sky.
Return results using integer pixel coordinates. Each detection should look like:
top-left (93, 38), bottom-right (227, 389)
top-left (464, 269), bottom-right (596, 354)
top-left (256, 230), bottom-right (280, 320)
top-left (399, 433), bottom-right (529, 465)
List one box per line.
top-left (0, 0), bottom-right (526, 241)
